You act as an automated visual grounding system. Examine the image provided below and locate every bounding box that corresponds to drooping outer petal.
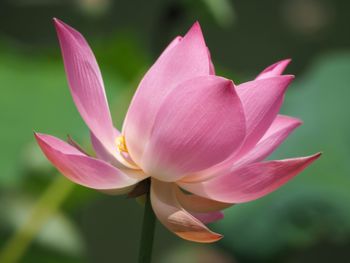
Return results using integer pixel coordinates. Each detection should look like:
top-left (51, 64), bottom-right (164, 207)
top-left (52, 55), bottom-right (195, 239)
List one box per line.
top-left (179, 153), bottom-right (321, 203)
top-left (123, 22), bottom-right (211, 166)
top-left (54, 18), bottom-right (116, 155)
top-left (174, 187), bottom-right (231, 213)
top-left (255, 59), bottom-right (291, 80)
top-left (35, 133), bottom-right (142, 191)
top-left (141, 76), bottom-right (246, 182)
top-left (175, 186), bottom-right (229, 224)
top-left (234, 75), bottom-right (294, 159)
top-left (191, 211), bottom-right (224, 224)
top-left (234, 114), bottom-right (302, 167)
top-left (150, 179), bottom-right (222, 243)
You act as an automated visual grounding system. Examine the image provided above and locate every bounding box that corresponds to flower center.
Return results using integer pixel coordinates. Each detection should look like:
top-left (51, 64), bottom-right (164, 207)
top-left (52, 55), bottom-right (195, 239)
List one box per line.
top-left (116, 135), bottom-right (128, 153)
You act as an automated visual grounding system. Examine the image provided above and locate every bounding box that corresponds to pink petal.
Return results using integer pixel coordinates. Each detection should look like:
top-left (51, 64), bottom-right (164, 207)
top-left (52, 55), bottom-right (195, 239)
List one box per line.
top-left (141, 76), bottom-right (246, 182)
top-left (123, 22), bottom-right (210, 166)
top-left (90, 130), bottom-right (119, 163)
top-left (191, 211), bottom-right (224, 224)
top-left (235, 75), bottom-right (294, 158)
top-left (207, 47), bottom-right (215, 75)
top-left (150, 179), bottom-right (223, 243)
top-left (234, 115), bottom-right (302, 166)
top-left (179, 153), bottom-right (321, 203)
top-left (53, 18), bottom-right (116, 155)
top-left (35, 132), bottom-right (141, 191)
top-left (158, 36), bottom-right (183, 58)
top-left (175, 186), bottom-right (231, 213)
top-left (178, 76), bottom-right (293, 184)
top-left (255, 59), bottom-right (291, 80)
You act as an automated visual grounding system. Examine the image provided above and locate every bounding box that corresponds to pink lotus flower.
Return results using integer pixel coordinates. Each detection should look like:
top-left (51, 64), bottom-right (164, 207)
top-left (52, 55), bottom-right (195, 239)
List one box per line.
top-left (35, 19), bottom-right (321, 243)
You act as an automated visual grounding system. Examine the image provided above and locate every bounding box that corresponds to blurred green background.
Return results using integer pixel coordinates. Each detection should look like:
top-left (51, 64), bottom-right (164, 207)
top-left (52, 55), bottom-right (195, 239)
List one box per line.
top-left (0, 0), bottom-right (349, 262)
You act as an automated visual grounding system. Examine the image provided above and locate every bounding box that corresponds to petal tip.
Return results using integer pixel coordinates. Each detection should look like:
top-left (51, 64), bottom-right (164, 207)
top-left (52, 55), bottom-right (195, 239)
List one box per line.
top-left (296, 152), bottom-right (322, 168)
top-left (34, 132), bottom-right (44, 141)
top-left (52, 17), bottom-right (59, 23)
top-left (53, 18), bottom-right (78, 40)
top-left (278, 74), bottom-right (295, 88)
top-left (279, 58), bottom-right (292, 66)
top-left (192, 21), bottom-right (201, 30)
top-left (295, 118), bottom-right (303, 126)
top-left (283, 74), bottom-right (295, 80)
top-left (256, 58), bottom-right (293, 80)
top-left (206, 75), bottom-right (234, 88)
top-left (294, 120), bottom-right (303, 129)
top-left (216, 76), bottom-right (234, 88)
top-left (300, 152), bottom-right (322, 168)
top-left (288, 116), bottom-right (303, 127)
top-left (278, 58), bottom-right (292, 71)
top-left (313, 152), bottom-right (323, 159)
top-left (178, 231), bottom-right (223, 243)
top-left (34, 133), bottom-right (52, 150)
top-left (208, 232), bottom-right (224, 243)
top-left (53, 17), bottom-right (65, 31)
top-left (186, 21), bottom-right (205, 42)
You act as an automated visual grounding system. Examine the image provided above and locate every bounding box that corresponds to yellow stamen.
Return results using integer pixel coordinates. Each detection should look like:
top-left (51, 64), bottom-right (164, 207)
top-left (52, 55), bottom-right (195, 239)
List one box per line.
top-left (116, 135), bottom-right (128, 153)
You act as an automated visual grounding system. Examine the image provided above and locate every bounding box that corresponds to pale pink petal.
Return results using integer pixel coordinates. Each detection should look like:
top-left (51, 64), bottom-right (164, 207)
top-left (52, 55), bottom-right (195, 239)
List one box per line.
top-left (89, 130), bottom-right (137, 167)
top-left (66, 135), bottom-right (90, 155)
top-left (141, 76), bottom-right (246, 182)
top-left (175, 186), bottom-right (231, 213)
top-left (89, 131), bottom-right (146, 182)
top-left (35, 133), bottom-right (141, 191)
top-left (179, 153), bottom-right (321, 203)
top-left (123, 22), bottom-right (210, 166)
top-left (90, 130), bottom-right (119, 164)
top-left (53, 18), bottom-right (116, 155)
top-left (255, 59), bottom-right (291, 80)
top-left (150, 179), bottom-right (222, 243)
top-left (191, 211), bottom-right (224, 224)
top-left (234, 115), bottom-right (302, 166)
top-left (234, 75), bottom-right (294, 158)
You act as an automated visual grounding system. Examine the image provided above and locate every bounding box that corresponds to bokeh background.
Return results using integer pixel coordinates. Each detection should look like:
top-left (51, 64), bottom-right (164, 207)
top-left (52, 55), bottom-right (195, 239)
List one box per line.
top-left (0, 0), bottom-right (350, 262)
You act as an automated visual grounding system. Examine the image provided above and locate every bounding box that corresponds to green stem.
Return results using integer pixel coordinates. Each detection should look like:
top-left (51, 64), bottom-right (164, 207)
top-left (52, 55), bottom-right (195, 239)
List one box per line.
top-left (0, 176), bottom-right (74, 263)
top-left (138, 194), bottom-right (156, 263)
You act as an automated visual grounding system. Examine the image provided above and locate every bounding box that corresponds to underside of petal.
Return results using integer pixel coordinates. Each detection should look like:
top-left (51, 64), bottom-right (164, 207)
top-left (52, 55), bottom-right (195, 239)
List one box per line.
top-left (234, 114), bottom-right (302, 166)
top-left (175, 186), bottom-right (232, 213)
top-left (179, 153), bottom-right (321, 203)
top-left (191, 211), bottom-right (224, 224)
top-left (150, 179), bottom-right (223, 243)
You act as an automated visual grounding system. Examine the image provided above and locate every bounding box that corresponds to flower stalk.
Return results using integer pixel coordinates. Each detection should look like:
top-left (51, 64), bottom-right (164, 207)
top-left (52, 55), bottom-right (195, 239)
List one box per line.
top-left (138, 192), bottom-right (156, 263)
